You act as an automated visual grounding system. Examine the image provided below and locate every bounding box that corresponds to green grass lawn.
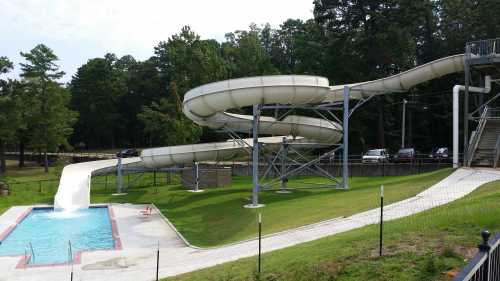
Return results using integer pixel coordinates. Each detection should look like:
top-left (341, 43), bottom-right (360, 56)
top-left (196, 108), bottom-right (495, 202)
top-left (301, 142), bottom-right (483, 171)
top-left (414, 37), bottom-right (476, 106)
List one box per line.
top-left (89, 169), bottom-right (452, 246)
top-left (2, 163), bottom-right (452, 247)
top-left (0, 160), bottom-right (61, 214)
top-left (166, 179), bottom-right (500, 281)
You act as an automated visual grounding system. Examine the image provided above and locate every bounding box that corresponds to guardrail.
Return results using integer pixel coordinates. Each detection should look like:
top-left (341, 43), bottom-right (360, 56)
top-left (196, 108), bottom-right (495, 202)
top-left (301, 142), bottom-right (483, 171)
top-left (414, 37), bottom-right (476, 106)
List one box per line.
top-left (467, 38), bottom-right (500, 57)
top-left (453, 230), bottom-right (500, 281)
top-left (467, 106), bottom-right (489, 166)
top-left (5, 151), bottom-right (116, 161)
top-left (494, 135), bottom-right (500, 168)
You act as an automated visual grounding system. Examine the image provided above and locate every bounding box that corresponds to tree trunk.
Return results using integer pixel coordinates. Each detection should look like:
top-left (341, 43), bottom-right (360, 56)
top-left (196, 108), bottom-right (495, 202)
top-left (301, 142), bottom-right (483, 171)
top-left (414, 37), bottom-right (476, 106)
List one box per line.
top-left (43, 151), bottom-right (49, 173)
top-left (0, 140), bottom-right (6, 175)
top-left (18, 140), bottom-right (25, 168)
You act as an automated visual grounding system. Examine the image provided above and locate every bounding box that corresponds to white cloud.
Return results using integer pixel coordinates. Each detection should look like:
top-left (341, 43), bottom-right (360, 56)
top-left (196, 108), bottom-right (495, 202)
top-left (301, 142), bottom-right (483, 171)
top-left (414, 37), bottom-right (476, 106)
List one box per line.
top-left (0, 0), bottom-right (313, 81)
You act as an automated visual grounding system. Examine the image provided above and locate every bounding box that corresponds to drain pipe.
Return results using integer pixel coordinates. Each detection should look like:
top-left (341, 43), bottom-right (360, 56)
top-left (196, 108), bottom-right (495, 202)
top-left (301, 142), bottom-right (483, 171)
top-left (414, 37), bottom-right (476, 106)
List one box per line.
top-left (453, 76), bottom-right (491, 168)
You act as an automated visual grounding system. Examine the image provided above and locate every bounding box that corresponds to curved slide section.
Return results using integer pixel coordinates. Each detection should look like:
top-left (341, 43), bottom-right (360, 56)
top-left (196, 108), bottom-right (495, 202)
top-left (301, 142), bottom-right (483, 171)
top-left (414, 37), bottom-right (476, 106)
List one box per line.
top-left (54, 158), bottom-right (141, 210)
top-left (55, 54), bottom-right (473, 210)
top-left (142, 76), bottom-right (343, 168)
top-left (327, 54), bottom-right (465, 101)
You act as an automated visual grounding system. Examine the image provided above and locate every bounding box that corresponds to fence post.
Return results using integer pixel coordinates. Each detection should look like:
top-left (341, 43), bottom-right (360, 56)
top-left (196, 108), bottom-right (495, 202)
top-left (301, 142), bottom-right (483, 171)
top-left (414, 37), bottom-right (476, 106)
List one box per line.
top-left (38, 181), bottom-right (42, 193)
top-left (379, 185), bottom-right (384, 257)
top-left (258, 213), bottom-right (262, 276)
top-left (156, 241), bottom-right (160, 281)
top-left (478, 230), bottom-right (491, 279)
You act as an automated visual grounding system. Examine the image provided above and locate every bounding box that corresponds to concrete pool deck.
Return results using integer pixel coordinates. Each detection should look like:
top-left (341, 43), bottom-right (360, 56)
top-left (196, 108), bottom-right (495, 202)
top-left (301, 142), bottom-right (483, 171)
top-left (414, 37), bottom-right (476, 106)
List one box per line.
top-left (0, 203), bottom-right (183, 281)
top-left (1, 168), bottom-right (500, 280)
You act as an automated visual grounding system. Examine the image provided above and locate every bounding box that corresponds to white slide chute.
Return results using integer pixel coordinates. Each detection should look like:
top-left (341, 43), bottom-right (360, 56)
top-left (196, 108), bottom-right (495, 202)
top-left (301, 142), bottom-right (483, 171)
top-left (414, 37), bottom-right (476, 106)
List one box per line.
top-left (55, 53), bottom-right (483, 210)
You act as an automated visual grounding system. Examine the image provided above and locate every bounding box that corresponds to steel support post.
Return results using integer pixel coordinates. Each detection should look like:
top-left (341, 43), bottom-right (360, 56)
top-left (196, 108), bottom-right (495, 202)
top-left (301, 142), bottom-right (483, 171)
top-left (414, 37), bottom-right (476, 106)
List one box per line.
top-left (343, 86), bottom-right (349, 189)
top-left (246, 104), bottom-right (264, 208)
top-left (117, 156), bottom-right (123, 193)
top-left (188, 161), bottom-right (203, 192)
top-left (113, 156), bottom-right (126, 195)
top-left (194, 161), bottom-right (199, 191)
top-left (277, 137), bottom-right (291, 193)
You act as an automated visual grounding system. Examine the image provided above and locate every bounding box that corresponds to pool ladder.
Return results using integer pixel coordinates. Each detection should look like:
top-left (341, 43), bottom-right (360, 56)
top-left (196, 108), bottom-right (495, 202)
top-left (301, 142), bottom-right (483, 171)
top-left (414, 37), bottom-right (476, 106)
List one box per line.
top-left (68, 240), bottom-right (73, 264)
top-left (24, 242), bottom-right (35, 265)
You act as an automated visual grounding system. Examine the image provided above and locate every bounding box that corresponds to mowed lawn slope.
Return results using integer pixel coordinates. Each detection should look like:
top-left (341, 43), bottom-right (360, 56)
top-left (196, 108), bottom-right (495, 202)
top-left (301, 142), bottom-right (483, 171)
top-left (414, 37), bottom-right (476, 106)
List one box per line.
top-left (0, 162), bottom-right (452, 247)
top-left (90, 168), bottom-right (452, 246)
top-left (167, 179), bottom-right (500, 281)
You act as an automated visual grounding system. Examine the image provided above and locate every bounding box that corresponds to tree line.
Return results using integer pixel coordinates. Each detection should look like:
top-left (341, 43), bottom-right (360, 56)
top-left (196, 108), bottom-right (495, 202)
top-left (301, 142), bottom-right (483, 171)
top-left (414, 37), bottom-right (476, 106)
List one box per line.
top-left (1, 0), bottom-right (500, 174)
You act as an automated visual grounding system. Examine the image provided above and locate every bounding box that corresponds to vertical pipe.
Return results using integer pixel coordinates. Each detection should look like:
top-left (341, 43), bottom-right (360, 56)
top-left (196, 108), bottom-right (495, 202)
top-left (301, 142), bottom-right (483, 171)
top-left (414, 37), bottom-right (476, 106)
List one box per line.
top-left (402, 99), bottom-right (407, 148)
top-left (252, 104), bottom-right (261, 206)
top-left (464, 44), bottom-right (471, 166)
top-left (343, 86), bottom-right (349, 189)
top-left (453, 86), bottom-right (459, 168)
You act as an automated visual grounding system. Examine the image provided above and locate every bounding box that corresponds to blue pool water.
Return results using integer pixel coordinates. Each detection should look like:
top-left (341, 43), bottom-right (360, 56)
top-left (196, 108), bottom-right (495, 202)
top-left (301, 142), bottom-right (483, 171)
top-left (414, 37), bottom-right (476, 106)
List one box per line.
top-left (0, 207), bottom-right (115, 265)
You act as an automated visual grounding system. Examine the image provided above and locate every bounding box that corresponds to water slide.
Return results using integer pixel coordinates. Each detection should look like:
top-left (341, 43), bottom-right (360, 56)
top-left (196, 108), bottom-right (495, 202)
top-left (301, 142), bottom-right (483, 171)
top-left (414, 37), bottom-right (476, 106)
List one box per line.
top-left (54, 54), bottom-right (470, 210)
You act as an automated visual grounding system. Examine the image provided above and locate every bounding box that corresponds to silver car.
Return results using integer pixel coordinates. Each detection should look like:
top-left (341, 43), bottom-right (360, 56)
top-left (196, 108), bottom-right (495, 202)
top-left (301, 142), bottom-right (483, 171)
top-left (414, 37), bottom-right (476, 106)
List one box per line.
top-left (362, 149), bottom-right (389, 163)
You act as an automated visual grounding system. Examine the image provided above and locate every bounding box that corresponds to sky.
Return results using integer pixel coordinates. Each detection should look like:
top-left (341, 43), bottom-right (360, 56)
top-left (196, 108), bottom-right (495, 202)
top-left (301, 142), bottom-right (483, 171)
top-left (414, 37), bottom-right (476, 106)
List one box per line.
top-left (1, 0), bottom-right (314, 82)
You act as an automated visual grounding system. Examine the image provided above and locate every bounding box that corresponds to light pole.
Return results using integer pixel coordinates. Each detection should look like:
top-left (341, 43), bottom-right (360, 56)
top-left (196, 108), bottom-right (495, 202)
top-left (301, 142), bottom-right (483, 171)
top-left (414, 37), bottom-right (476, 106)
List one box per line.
top-left (401, 99), bottom-right (407, 148)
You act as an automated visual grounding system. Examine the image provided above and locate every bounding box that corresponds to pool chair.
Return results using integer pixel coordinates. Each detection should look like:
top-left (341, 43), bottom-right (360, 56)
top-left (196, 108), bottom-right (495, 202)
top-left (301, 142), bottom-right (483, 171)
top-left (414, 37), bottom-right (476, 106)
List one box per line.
top-left (139, 206), bottom-right (153, 217)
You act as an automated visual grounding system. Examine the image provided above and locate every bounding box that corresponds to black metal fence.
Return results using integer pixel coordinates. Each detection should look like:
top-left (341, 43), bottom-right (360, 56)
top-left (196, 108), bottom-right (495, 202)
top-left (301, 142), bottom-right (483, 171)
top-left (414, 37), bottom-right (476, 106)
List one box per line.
top-left (453, 230), bottom-right (500, 281)
top-left (231, 161), bottom-right (452, 177)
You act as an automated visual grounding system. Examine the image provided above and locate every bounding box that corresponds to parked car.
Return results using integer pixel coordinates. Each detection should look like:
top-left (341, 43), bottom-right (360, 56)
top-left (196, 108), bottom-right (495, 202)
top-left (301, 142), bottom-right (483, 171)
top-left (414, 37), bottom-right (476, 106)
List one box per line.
top-left (116, 148), bottom-right (139, 158)
top-left (393, 148), bottom-right (416, 163)
top-left (429, 147), bottom-right (449, 161)
top-left (362, 149), bottom-right (390, 163)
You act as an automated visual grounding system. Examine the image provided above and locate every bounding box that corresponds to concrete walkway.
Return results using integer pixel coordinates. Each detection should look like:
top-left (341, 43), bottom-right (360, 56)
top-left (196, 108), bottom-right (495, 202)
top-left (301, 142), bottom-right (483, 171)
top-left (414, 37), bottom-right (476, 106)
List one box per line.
top-left (2, 168), bottom-right (500, 281)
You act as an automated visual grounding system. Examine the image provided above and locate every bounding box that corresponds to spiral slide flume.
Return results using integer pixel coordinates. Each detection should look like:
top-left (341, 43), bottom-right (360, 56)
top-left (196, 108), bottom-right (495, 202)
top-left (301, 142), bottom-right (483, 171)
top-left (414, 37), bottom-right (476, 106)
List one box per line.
top-left (55, 54), bottom-right (473, 210)
top-left (141, 76), bottom-right (343, 167)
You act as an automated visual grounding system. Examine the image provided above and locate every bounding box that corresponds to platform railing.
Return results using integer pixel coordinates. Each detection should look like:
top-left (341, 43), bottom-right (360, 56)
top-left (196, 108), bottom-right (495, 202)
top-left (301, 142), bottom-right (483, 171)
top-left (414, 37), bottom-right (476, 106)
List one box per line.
top-left (467, 38), bottom-right (500, 57)
top-left (494, 135), bottom-right (500, 168)
top-left (467, 106), bottom-right (489, 166)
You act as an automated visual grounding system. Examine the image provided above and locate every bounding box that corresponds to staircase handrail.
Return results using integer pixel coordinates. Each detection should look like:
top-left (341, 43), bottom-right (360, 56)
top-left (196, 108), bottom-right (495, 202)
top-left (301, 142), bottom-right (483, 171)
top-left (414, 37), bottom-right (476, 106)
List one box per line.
top-left (26, 242), bottom-right (35, 264)
top-left (467, 106), bottom-right (489, 166)
top-left (494, 135), bottom-right (500, 168)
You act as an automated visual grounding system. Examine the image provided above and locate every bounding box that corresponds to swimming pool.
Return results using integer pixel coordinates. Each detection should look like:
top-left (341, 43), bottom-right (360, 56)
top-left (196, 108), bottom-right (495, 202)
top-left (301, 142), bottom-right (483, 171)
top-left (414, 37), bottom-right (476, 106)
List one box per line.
top-left (0, 206), bottom-right (118, 266)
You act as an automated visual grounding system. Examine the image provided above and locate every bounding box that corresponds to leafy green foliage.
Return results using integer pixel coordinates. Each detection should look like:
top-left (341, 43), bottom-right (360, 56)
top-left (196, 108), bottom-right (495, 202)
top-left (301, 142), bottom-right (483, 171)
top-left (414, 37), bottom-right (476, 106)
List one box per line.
top-left (138, 98), bottom-right (201, 146)
top-left (16, 44), bottom-right (77, 172)
top-left (6, 1), bottom-right (500, 158)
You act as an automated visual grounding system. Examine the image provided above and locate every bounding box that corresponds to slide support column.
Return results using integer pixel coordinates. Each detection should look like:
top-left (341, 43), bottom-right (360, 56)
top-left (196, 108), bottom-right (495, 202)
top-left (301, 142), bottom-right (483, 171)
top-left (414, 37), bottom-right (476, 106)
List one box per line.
top-left (246, 104), bottom-right (264, 208)
top-left (115, 156), bottom-right (125, 195)
top-left (278, 137), bottom-right (290, 193)
top-left (343, 86), bottom-right (349, 190)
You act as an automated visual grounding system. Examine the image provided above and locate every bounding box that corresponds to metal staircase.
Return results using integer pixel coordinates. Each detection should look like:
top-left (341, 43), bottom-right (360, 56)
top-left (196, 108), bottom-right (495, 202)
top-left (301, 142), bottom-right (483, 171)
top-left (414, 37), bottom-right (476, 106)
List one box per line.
top-left (470, 108), bottom-right (500, 167)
